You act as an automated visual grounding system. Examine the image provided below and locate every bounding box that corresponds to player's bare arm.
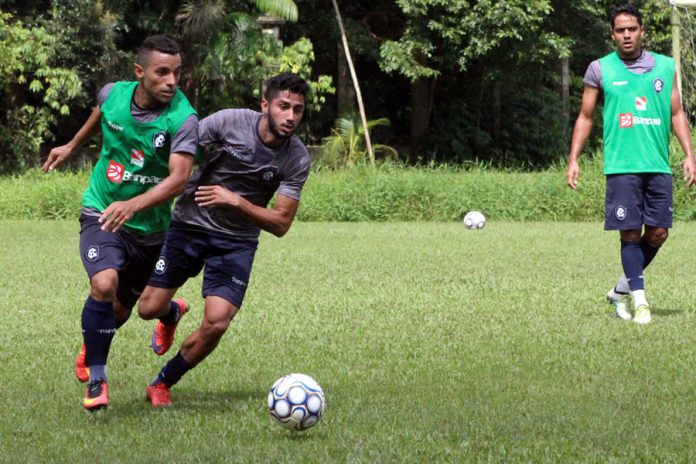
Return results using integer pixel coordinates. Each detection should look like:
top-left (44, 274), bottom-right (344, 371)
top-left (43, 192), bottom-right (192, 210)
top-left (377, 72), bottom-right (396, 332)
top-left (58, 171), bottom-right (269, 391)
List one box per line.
top-left (42, 106), bottom-right (102, 172)
top-left (100, 152), bottom-right (194, 232)
top-left (670, 75), bottom-right (696, 187)
top-left (194, 186), bottom-right (299, 237)
top-left (566, 85), bottom-right (600, 190)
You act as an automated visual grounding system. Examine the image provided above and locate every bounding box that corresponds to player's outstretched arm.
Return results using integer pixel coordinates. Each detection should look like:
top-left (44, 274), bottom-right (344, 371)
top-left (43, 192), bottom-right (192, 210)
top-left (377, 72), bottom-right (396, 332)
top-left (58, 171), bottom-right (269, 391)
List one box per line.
top-left (670, 75), bottom-right (696, 187)
top-left (195, 186), bottom-right (299, 237)
top-left (42, 106), bottom-right (102, 172)
top-left (99, 152), bottom-right (194, 232)
top-left (566, 85), bottom-right (599, 190)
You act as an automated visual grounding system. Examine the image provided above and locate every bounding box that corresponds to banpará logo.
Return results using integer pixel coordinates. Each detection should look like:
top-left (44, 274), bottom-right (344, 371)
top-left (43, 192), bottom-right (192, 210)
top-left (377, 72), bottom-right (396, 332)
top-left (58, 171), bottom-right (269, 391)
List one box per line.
top-left (107, 120), bottom-right (124, 132)
top-left (619, 113), bottom-right (661, 128)
top-left (105, 160), bottom-right (162, 185)
top-left (152, 131), bottom-right (167, 149)
top-left (653, 78), bottom-right (664, 93)
top-left (86, 245), bottom-right (99, 262)
top-left (615, 206), bottom-right (627, 221)
top-left (154, 257), bottom-right (167, 275)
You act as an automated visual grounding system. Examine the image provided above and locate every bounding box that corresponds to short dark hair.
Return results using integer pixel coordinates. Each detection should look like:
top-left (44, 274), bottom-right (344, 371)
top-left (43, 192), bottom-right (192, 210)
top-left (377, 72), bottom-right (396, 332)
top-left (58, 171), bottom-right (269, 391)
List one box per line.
top-left (137, 35), bottom-right (181, 66)
top-left (610, 3), bottom-right (642, 29)
top-left (263, 73), bottom-right (310, 101)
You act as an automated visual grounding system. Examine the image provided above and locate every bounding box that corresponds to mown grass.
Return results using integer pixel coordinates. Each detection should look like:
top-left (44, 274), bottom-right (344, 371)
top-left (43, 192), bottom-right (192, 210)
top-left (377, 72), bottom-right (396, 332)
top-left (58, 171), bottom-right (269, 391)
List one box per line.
top-left (1, 220), bottom-right (696, 463)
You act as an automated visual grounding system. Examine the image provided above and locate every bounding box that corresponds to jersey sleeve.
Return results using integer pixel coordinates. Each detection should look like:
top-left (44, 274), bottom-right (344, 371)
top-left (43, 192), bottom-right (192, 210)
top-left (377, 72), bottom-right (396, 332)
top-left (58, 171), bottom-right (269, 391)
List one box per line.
top-left (583, 60), bottom-right (602, 89)
top-left (277, 141), bottom-right (311, 201)
top-left (97, 82), bottom-right (116, 108)
top-left (170, 113), bottom-right (199, 156)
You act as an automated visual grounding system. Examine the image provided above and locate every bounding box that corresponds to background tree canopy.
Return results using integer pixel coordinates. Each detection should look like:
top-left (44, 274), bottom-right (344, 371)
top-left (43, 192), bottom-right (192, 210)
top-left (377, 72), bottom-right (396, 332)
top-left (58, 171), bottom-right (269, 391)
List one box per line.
top-left (0, 0), bottom-right (685, 172)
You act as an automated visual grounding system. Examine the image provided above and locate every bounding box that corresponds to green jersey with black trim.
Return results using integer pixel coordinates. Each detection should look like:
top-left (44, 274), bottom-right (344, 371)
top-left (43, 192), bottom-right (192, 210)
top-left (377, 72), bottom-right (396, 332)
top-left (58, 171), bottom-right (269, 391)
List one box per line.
top-left (82, 81), bottom-right (197, 235)
top-left (600, 51), bottom-right (673, 174)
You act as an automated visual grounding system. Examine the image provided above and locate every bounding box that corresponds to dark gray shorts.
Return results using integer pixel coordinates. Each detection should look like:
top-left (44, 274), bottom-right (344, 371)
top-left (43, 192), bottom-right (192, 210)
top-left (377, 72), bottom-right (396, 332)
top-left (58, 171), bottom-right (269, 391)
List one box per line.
top-left (604, 173), bottom-right (673, 230)
top-left (79, 214), bottom-right (163, 308)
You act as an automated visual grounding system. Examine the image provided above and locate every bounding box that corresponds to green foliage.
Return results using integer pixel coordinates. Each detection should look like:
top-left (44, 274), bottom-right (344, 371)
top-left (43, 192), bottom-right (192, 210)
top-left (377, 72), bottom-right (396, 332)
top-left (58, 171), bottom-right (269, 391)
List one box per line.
top-left (255, 0), bottom-right (298, 21)
top-left (320, 115), bottom-right (397, 167)
top-left (0, 11), bottom-right (83, 172)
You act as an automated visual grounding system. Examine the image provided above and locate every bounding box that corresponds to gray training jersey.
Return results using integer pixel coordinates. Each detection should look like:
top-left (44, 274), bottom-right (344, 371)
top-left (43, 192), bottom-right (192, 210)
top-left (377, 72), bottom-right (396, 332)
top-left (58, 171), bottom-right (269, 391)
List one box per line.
top-left (583, 50), bottom-right (656, 89)
top-left (171, 108), bottom-right (311, 241)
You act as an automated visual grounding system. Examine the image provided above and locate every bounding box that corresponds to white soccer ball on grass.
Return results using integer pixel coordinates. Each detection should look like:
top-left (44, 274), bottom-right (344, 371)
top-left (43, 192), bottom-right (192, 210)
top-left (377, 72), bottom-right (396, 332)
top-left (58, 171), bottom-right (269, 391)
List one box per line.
top-left (463, 211), bottom-right (486, 229)
top-left (268, 373), bottom-right (325, 431)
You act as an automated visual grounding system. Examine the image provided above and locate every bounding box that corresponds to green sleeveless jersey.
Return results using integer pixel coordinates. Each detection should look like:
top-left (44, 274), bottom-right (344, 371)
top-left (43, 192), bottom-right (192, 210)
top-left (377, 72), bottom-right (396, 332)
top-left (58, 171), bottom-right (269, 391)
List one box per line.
top-left (82, 81), bottom-right (197, 235)
top-left (599, 51), bottom-right (673, 174)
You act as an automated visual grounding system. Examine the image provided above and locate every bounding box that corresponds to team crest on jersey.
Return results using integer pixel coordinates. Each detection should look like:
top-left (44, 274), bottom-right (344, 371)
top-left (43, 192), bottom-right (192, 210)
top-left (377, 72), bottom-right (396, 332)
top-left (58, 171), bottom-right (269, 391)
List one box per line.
top-left (260, 167), bottom-right (278, 183)
top-left (635, 96), bottom-right (647, 111)
top-left (152, 131), bottom-right (167, 149)
top-left (154, 256), bottom-right (167, 275)
top-left (130, 149), bottom-right (145, 167)
top-left (653, 78), bottom-right (664, 93)
top-left (615, 206), bottom-right (627, 221)
top-left (107, 160), bottom-right (125, 183)
top-left (86, 245), bottom-right (100, 262)
top-left (619, 113), bottom-right (633, 128)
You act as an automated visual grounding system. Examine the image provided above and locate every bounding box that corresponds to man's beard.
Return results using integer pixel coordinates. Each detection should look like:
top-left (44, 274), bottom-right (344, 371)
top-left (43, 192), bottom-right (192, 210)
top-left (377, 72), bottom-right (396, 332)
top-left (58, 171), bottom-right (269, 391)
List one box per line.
top-left (268, 115), bottom-right (291, 140)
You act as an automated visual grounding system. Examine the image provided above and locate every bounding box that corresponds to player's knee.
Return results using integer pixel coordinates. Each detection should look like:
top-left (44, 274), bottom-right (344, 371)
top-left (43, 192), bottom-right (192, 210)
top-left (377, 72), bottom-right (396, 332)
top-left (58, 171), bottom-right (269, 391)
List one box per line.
top-left (201, 319), bottom-right (230, 342)
top-left (647, 229), bottom-right (668, 247)
top-left (90, 274), bottom-right (118, 301)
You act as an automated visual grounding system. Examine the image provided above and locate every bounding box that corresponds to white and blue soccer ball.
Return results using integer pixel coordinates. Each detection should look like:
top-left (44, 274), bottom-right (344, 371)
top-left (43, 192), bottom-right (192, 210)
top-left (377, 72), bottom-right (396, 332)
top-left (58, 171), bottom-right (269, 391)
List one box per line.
top-left (463, 210), bottom-right (486, 230)
top-left (268, 373), bottom-right (325, 431)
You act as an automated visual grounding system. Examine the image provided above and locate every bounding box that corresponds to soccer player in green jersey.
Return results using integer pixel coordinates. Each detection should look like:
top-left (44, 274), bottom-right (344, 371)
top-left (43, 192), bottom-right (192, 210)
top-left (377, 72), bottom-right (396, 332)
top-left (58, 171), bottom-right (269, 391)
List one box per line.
top-left (566, 4), bottom-right (696, 324)
top-left (42, 35), bottom-right (198, 410)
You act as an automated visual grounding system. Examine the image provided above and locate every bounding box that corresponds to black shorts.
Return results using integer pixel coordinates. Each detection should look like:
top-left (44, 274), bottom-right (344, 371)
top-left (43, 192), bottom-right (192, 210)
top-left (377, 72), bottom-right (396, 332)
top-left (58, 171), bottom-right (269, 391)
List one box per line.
top-left (79, 214), bottom-right (163, 308)
top-left (604, 173), bottom-right (673, 230)
top-left (147, 224), bottom-right (258, 308)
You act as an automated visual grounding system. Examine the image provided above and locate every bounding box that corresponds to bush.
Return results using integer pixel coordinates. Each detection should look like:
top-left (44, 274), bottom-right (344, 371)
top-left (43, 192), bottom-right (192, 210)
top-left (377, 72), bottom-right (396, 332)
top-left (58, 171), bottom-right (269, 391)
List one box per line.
top-left (4, 155), bottom-right (696, 222)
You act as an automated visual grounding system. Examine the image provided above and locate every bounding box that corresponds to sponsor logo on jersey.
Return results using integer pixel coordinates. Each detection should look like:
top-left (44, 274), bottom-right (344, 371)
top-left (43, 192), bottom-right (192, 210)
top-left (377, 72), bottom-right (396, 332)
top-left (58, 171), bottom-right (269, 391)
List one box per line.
top-left (619, 113), bottom-right (661, 128)
top-left (223, 146), bottom-right (251, 161)
top-left (107, 120), bottom-right (124, 132)
top-left (612, 80), bottom-right (629, 86)
top-left (653, 78), bottom-right (664, 93)
top-left (107, 160), bottom-right (125, 183)
top-left (635, 96), bottom-right (647, 111)
top-left (154, 257), bottom-right (167, 275)
top-left (152, 131), bottom-right (167, 149)
top-left (615, 206), bottom-right (627, 221)
top-left (106, 159), bottom-right (162, 185)
top-left (86, 245), bottom-right (100, 262)
top-left (130, 149), bottom-right (145, 167)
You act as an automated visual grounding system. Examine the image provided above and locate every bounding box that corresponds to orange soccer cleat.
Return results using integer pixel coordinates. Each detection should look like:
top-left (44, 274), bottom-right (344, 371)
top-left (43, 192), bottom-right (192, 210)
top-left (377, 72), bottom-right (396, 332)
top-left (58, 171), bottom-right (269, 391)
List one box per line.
top-left (146, 383), bottom-right (172, 408)
top-left (75, 343), bottom-right (90, 383)
top-left (83, 379), bottom-right (108, 411)
top-left (151, 299), bottom-right (188, 356)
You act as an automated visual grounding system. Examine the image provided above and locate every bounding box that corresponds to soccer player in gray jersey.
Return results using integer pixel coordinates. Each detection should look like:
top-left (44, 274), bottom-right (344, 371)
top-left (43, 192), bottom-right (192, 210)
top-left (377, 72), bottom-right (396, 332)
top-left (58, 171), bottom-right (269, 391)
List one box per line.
top-left (137, 73), bottom-right (311, 407)
top-left (42, 35), bottom-right (198, 410)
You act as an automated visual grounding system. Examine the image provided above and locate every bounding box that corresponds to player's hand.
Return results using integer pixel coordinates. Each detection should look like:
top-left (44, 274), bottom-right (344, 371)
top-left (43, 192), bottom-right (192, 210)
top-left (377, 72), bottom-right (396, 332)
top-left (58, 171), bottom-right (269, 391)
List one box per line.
top-left (565, 160), bottom-right (580, 190)
top-left (100, 200), bottom-right (138, 232)
top-left (195, 185), bottom-right (242, 208)
top-left (683, 156), bottom-right (696, 187)
top-left (42, 144), bottom-right (73, 172)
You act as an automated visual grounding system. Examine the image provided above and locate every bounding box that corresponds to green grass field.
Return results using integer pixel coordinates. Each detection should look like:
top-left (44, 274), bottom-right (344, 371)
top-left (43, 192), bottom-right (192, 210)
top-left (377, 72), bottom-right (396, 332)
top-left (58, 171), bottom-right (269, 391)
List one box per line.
top-left (2, 220), bottom-right (696, 463)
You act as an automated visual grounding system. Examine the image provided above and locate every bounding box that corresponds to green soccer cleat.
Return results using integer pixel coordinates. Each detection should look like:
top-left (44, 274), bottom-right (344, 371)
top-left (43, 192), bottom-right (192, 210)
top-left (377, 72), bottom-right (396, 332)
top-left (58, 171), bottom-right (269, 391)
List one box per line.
top-left (607, 293), bottom-right (631, 320)
top-left (633, 305), bottom-right (652, 325)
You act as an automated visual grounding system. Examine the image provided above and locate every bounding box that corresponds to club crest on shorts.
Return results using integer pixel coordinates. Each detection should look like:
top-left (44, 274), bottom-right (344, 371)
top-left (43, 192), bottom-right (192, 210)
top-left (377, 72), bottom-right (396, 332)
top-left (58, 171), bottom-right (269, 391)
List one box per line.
top-left (653, 78), bottom-right (664, 93)
top-left (154, 256), bottom-right (167, 275)
top-left (615, 205), bottom-right (627, 221)
top-left (86, 245), bottom-right (100, 262)
top-left (152, 131), bottom-right (168, 149)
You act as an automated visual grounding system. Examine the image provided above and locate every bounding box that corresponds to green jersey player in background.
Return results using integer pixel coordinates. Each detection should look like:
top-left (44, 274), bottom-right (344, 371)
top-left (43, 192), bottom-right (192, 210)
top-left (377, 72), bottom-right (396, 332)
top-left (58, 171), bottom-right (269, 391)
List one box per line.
top-left (565, 4), bottom-right (696, 324)
top-left (42, 35), bottom-right (198, 410)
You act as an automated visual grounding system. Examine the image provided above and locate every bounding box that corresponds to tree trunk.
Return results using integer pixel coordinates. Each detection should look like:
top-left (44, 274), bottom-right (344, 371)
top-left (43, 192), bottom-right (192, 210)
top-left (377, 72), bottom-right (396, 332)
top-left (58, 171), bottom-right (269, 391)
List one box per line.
top-left (337, 43), bottom-right (356, 117)
top-left (331, 0), bottom-right (374, 164)
top-left (410, 77), bottom-right (435, 153)
top-left (561, 56), bottom-right (570, 137)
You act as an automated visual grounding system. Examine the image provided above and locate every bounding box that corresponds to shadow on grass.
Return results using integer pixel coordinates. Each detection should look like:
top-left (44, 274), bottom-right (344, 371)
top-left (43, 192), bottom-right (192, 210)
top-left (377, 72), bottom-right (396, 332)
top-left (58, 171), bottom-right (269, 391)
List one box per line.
top-left (651, 308), bottom-right (684, 317)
